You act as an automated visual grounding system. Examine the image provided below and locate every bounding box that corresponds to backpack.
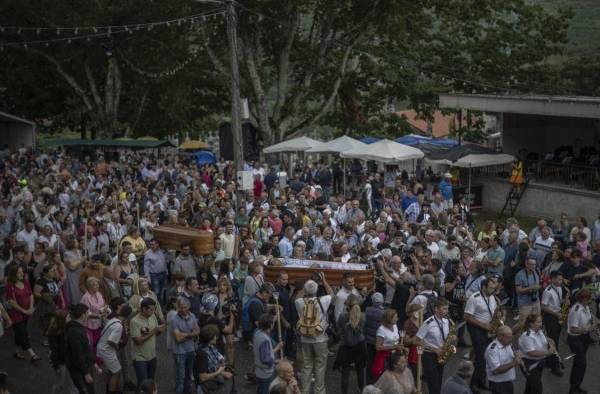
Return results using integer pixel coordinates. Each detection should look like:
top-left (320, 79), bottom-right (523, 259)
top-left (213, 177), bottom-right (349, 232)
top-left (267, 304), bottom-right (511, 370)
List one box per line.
top-left (297, 297), bottom-right (326, 338)
top-left (241, 296), bottom-right (262, 334)
top-left (422, 292), bottom-right (438, 320)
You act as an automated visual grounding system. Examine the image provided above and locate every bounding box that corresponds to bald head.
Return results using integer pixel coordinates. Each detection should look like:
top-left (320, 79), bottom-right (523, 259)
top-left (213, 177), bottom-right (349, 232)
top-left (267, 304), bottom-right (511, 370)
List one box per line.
top-left (496, 325), bottom-right (513, 345)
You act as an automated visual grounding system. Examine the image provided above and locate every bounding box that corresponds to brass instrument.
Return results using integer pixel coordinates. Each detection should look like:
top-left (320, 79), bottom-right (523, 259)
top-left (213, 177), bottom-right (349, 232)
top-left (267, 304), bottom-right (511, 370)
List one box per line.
top-left (488, 306), bottom-right (505, 338)
top-left (437, 321), bottom-right (457, 365)
top-left (559, 289), bottom-right (570, 325)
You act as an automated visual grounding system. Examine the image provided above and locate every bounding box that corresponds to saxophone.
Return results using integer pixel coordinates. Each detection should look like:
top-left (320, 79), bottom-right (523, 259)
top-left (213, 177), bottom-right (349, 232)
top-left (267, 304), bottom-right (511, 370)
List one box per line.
top-left (488, 306), bottom-right (505, 338)
top-left (559, 289), bottom-right (570, 325)
top-left (437, 321), bottom-right (457, 365)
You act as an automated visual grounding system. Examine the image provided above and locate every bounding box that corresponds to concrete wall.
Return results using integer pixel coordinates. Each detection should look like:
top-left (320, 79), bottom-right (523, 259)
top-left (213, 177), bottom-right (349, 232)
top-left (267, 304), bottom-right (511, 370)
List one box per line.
top-left (476, 176), bottom-right (600, 222)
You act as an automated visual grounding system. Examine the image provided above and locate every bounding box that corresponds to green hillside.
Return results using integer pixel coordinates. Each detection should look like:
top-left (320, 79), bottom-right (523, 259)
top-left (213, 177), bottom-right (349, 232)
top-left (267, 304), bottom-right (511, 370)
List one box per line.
top-left (532, 0), bottom-right (600, 55)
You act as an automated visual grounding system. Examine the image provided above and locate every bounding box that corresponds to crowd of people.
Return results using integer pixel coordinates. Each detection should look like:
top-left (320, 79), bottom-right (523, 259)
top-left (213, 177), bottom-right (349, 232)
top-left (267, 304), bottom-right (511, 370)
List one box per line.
top-left (0, 147), bottom-right (599, 394)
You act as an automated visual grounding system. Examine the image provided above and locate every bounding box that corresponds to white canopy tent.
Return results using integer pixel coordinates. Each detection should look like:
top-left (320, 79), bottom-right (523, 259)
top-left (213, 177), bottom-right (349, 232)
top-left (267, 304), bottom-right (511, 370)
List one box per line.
top-left (426, 151), bottom-right (515, 208)
top-left (340, 138), bottom-right (424, 163)
top-left (306, 136), bottom-right (368, 195)
top-left (263, 136), bottom-right (323, 153)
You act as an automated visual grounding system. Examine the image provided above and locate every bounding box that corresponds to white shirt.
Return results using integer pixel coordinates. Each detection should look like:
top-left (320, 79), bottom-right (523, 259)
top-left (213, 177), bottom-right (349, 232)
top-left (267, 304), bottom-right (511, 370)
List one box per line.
top-left (416, 315), bottom-right (449, 350)
top-left (464, 291), bottom-right (498, 324)
top-left (541, 285), bottom-right (562, 313)
top-left (518, 329), bottom-right (549, 360)
top-left (410, 290), bottom-right (438, 309)
top-left (334, 287), bottom-right (360, 322)
top-left (567, 303), bottom-right (593, 336)
top-left (16, 229), bottom-right (38, 252)
top-left (96, 318), bottom-right (123, 359)
top-left (295, 295), bottom-right (332, 344)
top-left (485, 339), bottom-right (516, 382)
top-left (376, 324), bottom-right (399, 347)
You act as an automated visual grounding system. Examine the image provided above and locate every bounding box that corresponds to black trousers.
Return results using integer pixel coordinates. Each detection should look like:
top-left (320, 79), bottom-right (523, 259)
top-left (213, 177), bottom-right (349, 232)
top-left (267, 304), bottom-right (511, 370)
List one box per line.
top-left (12, 320), bottom-right (31, 350)
top-left (341, 363), bottom-right (365, 394)
top-left (68, 369), bottom-right (96, 394)
top-left (567, 333), bottom-right (590, 390)
top-left (467, 323), bottom-right (491, 388)
top-left (366, 343), bottom-right (376, 384)
top-left (542, 313), bottom-right (562, 370)
top-left (422, 351), bottom-right (444, 394)
top-left (523, 358), bottom-right (544, 394)
top-left (489, 380), bottom-right (514, 394)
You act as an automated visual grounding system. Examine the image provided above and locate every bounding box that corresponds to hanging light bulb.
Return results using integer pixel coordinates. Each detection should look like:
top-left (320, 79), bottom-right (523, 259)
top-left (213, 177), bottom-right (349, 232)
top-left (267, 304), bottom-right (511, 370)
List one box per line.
top-left (56, 28), bottom-right (61, 35)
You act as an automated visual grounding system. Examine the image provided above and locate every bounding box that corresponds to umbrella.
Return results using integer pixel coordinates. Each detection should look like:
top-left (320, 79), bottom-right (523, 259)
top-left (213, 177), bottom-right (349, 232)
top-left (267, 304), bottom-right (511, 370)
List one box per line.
top-left (263, 136), bottom-right (322, 153)
top-left (395, 134), bottom-right (458, 147)
top-left (340, 139), bottom-right (424, 164)
top-left (359, 136), bottom-right (381, 144)
top-left (179, 140), bottom-right (209, 150)
top-left (306, 136), bottom-right (368, 195)
top-left (425, 145), bottom-right (515, 208)
top-left (194, 151), bottom-right (217, 166)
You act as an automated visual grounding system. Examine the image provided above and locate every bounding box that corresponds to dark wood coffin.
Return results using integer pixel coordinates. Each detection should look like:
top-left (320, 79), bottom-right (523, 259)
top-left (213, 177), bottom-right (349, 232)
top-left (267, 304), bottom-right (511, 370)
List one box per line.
top-left (264, 264), bottom-right (375, 289)
top-left (153, 225), bottom-right (215, 255)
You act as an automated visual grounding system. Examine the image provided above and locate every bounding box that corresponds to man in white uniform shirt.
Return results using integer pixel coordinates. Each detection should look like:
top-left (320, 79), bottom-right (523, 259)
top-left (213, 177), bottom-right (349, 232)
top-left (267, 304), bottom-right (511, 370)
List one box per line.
top-left (566, 289), bottom-right (597, 394)
top-left (485, 325), bottom-right (522, 394)
top-left (463, 277), bottom-right (499, 392)
top-left (416, 298), bottom-right (455, 394)
top-left (540, 270), bottom-right (565, 376)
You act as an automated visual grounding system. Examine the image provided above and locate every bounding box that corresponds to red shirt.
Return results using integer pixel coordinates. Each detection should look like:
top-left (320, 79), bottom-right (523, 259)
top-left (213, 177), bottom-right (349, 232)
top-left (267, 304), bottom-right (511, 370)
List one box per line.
top-left (5, 281), bottom-right (32, 323)
top-left (269, 217), bottom-right (283, 235)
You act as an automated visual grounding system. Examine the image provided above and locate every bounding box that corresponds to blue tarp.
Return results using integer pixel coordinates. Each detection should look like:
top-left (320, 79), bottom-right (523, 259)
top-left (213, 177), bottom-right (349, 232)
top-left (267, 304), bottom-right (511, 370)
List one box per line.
top-left (359, 136), bottom-right (382, 144)
top-left (395, 134), bottom-right (458, 147)
top-left (193, 150), bottom-right (216, 166)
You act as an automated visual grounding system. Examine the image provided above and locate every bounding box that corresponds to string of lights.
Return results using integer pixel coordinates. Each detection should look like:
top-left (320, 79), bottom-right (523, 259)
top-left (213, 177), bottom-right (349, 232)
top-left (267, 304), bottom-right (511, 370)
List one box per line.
top-left (119, 48), bottom-right (201, 79)
top-left (0, 10), bottom-right (225, 49)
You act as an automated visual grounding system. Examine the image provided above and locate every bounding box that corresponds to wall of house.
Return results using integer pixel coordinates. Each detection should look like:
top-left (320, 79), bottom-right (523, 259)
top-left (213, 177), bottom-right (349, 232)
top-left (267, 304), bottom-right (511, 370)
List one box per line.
top-left (476, 176), bottom-right (600, 223)
top-left (0, 121), bottom-right (35, 150)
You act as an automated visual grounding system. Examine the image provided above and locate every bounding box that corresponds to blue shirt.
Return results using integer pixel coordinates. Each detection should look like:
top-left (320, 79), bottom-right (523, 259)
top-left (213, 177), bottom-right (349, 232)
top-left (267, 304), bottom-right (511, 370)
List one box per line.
top-left (171, 312), bottom-right (199, 354)
top-left (439, 179), bottom-right (453, 200)
top-left (278, 237), bottom-right (293, 258)
top-left (515, 269), bottom-right (539, 307)
top-left (401, 195), bottom-right (417, 212)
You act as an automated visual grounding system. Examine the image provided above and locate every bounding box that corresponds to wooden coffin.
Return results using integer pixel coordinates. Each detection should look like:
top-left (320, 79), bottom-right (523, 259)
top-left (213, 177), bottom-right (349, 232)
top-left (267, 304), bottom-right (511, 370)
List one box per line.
top-left (264, 264), bottom-right (375, 289)
top-left (153, 225), bottom-right (215, 255)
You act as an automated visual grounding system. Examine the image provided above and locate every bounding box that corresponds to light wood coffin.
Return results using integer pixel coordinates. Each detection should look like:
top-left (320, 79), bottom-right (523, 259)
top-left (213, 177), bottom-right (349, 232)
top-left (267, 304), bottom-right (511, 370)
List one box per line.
top-left (264, 260), bottom-right (375, 288)
top-left (153, 225), bottom-right (215, 255)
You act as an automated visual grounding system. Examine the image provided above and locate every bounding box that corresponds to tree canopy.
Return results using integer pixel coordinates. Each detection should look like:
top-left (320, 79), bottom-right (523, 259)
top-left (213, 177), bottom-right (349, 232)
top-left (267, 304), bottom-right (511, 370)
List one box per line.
top-left (0, 0), bottom-right (576, 142)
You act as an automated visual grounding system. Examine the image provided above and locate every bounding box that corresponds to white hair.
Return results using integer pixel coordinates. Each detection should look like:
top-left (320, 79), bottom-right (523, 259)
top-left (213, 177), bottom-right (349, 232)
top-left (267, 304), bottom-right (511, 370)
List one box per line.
top-left (361, 386), bottom-right (382, 394)
top-left (304, 280), bottom-right (318, 296)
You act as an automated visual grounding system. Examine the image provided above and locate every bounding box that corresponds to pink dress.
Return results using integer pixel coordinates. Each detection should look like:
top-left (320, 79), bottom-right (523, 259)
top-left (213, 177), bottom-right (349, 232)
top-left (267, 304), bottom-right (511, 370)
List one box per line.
top-left (80, 291), bottom-right (105, 364)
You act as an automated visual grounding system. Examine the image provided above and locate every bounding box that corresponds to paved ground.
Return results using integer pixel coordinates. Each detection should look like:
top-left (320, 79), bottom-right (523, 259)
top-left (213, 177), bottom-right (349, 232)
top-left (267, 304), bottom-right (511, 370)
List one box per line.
top-left (0, 312), bottom-right (598, 394)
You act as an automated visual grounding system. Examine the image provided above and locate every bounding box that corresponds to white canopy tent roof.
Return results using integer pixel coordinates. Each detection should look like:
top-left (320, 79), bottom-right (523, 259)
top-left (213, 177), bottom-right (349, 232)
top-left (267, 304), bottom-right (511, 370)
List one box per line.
top-left (340, 138), bottom-right (424, 163)
top-left (263, 136), bottom-right (323, 153)
top-left (426, 153), bottom-right (514, 167)
top-left (305, 135), bottom-right (367, 154)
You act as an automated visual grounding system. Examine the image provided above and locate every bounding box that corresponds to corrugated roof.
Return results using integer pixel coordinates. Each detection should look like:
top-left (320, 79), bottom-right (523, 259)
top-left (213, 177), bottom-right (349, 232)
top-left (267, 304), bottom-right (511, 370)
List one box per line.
top-left (41, 138), bottom-right (174, 148)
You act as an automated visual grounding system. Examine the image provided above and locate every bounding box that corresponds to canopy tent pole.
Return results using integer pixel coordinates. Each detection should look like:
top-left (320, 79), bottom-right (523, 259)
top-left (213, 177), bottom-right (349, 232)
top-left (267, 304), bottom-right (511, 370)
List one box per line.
top-left (467, 163), bottom-right (472, 210)
top-left (343, 158), bottom-right (347, 197)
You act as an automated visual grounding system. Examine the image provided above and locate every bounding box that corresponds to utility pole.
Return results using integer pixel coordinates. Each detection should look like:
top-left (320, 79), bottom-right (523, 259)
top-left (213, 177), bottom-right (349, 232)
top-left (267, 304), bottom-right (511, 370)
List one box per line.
top-left (225, 0), bottom-right (244, 172)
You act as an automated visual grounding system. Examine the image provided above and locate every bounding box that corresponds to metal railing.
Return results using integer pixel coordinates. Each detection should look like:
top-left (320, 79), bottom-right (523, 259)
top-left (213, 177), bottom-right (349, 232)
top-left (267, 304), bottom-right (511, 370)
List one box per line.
top-left (472, 161), bottom-right (600, 191)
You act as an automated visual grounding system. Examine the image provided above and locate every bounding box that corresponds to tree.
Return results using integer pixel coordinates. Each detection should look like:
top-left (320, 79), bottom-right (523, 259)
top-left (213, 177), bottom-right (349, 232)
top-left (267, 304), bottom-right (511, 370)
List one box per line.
top-left (0, 0), bottom-right (227, 138)
top-left (198, 0), bottom-right (570, 144)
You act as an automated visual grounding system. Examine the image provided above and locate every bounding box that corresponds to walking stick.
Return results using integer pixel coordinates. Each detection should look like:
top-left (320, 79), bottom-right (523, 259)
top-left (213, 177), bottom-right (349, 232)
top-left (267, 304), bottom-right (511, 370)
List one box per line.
top-left (83, 217), bottom-right (88, 257)
top-left (136, 202), bottom-right (141, 229)
top-left (416, 309), bottom-right (424, 394)
top-left (273, 291), bottom-right (284, 359)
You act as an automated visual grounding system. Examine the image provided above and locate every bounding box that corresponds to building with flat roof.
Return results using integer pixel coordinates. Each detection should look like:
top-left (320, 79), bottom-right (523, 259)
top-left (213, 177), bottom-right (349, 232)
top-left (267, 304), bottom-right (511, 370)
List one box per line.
top-left (439, 93), bottom-right (600, 220)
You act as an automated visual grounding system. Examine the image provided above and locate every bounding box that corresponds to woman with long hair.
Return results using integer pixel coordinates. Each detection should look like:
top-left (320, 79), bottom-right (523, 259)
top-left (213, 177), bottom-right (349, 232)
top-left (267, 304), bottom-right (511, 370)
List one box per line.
top-left (374, 351), bottom-right (415, 394)
top-left (47, 310), bottom-right (76, 394)
top-left (196, 324), bottom-right (234, 394)
top-left (216, 276), bottom-right (238, 365)
top-left (63, 237), bottom-right (83, 306)
top-left (114, 251), bottom-right (135, 300)
top-left (5, 265), bottom-right (41, 363)
top-left (255, 218), bottom-right (273, 250)
top-left (334, 294), bottom-right (367, 394)
top-left (33, 265), bottom-right (64, 342)
top-left (372, 309), bottom-right (403, 381)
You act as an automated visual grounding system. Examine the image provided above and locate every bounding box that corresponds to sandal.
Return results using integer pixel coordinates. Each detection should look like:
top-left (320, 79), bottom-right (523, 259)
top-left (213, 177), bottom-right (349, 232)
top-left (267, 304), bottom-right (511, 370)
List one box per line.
top-left (13, 352), bottom-right (25, 360)
top-left (31, 354), bottom-right (42, 364)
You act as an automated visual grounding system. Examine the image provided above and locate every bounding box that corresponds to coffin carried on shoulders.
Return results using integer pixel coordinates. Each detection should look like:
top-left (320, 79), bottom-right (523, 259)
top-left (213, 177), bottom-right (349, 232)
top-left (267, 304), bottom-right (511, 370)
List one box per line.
top-left (264, 258), bottom-right (375, 288)
top-left (153, 225), bottom-right (214, 255)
